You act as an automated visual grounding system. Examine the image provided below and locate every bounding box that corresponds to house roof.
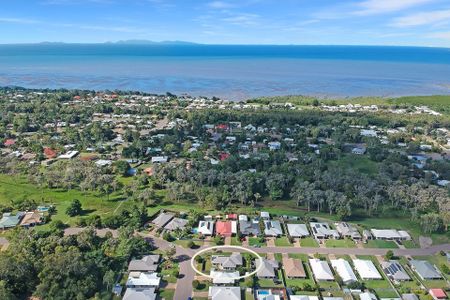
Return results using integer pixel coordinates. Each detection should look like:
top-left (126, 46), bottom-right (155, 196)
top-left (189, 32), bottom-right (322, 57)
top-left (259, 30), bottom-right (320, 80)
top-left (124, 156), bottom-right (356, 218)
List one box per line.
top-left (152, 212), bottom-right (174, 228)
top-left (239, 220), bottom-right (260, 236)
top-left (128, 255), bottom-right (160, 272)
top-left (287, 223), bottom-right (309, 237)
top-left (163, 218), bottom-right (188, 231)
top-left (290, 296), bottom-right (319, 300)
top-left (264, 220), bottom-right (283, 236)
top-left (309, 259), bottom-right (334, 280)
top-left (310, 222), bottom-right (340, 238)
top-left (381, 261), bottom-right (410, 281)
top-left (0, 213), bottom-right (21, 229)
top-left (126, 272), bottom-right (160, 287)
top-left (429, 289), bottom-right (447, 299)
top-left (210, 271), bottom-right (239, 284)
top-left (283, 257), bottom-right (306, 278)
top-left (216, 221), bottom-right (233, 236)
top-left (20, 211), bottom-right (43, 226)
top-left (331, 259), bottom-right (357, 283)
top-left (123, 288), bottom-right (157, 300)
top-left (360, 292), bottom-right (377, 300)
top-left (402, 294), bottom-right (419, 300)
top-left (410, 260), bottom-right (442, 280)
top-left (208, 286), bottom-right (241, 300)
top-left (335, 222), bottom-right (361, 239)
top-left (370, 229), bottom-right (408, 240)
top-left (43, 147), bottom-right (57, 159)
top-left (198, 220), bottom-right (214, 235)
top-left (212, 253), bottom-right (243, 269)
top-left (353, 259), bottom-right (382, 280)
top-left (256, 258), bottom-right (279, 278)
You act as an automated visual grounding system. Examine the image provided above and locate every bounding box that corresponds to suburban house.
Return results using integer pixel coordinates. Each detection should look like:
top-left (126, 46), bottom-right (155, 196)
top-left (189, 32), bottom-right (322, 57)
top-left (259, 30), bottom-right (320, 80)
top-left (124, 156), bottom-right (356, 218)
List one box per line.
top-left (151, 212), bottom-right (174, 228)
top-left (163, 217), bottom-right (188, 231)
top-left (151, 156), bottom-right (168, 164)
top-left (123, 288), bottom-right (157, 300)
top-left (264, 220), bottom-right (283, 237)
top-left (126, 272), bottom-right (161, 289)
top-left (309, 259), bottom-right (334, 281)
top-left (256, 289), bottom-right (282, 300)
top-left (20, 211), bottom-right (44, 227)
top-left (208, 286), bottom-right (242, 300)
top-left (353, 259), bottom-right (382, 280)
top-left (256, 258), bottom-right (279, 278)
top-left (0, 213), bottom-right (22, 230)
top-left (429, 289), bottom-right (447, 300)
top-left (402, 294), bottom-right (419, 300)
top-left (410, 260), bottom-right (442, 280)
top-left (211, 253), bottom-right (243, 270)
top-left (360, 292), bottom-right (377, 300)
top-left (381, 261), bottom-right (411, 281)
top-left (260, 211), bottom-right (270, 220)
top-left (198, 220), bottom-right (215, 236)
top-left (290, 296), bottom-right (319, 300)
top-left (335, 222), bottom-right (361, 240)
top-left (239, 219), bottom-right (260, 236)
top-left (286, 223), bottom-right (310, 238)
top-left (283, 257), bottom-right (306, 278)
top-left (128, 255), bottom-right (160, 273)
top-left (370, 229), bottom-right (411, 241)
top-left (310, 222), bottom-right (340, 240)
top-left (330, 259), bottom-right (357, 284)
top-left (216, 220), bottom-right (237, 237)
top-left (210, 271), bottom-right (239, 285)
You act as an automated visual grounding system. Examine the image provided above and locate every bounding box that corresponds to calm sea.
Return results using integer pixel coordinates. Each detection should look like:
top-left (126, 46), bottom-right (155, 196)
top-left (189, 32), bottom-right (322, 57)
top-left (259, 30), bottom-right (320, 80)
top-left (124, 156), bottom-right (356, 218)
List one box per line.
top-left (0, 44), bottom-right (450, 100)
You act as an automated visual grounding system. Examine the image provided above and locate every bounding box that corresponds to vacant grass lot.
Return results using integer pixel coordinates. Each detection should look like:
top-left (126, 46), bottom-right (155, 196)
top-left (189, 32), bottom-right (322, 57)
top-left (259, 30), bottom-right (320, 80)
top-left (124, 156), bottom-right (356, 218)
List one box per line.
top-left (300, 237), bottom-right (319, 248)
top-left (325, 238), bottom-right (356, 248)
top-left (249, 237), bottom-right (265, 247)
top-left (275, 236), bottom-right (292, 247)
top-left (364, 240), bottom-right (398, 249)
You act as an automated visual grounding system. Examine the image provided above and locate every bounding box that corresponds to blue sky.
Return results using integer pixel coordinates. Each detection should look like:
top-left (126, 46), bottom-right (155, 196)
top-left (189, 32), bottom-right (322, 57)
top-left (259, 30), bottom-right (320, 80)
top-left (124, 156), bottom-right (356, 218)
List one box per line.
top-left (1, 0), bottom-right (450, 47)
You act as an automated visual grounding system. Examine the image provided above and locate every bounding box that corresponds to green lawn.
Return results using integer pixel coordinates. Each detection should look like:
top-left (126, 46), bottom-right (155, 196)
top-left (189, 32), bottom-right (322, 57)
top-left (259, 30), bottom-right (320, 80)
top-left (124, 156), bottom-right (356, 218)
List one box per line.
top-left (364, 240), bottom-right (398, 249)
top-left (325, 238), bottom-right (356, 248)
top-left (300, 237), bottom-right (319, 248)
top-left (231, 236), bottom-right (243, 246)
top-left (159, 289), bottom-right (175, 300)
top-left (275, 236), bottom-right (292, 247)
top-left (402, 240), bottom-right (418, 249)
top-left (173, 239), bottom-right (201, 249)
top-left (249, 237), bottom-right (265, 247)
top-left (0, 174), bottom-right (127, 226)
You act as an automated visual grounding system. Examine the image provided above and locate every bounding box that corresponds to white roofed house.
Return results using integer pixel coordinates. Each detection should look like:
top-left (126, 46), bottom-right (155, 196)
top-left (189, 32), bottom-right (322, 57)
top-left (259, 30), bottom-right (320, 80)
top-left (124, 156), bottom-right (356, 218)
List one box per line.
top-left (310, 222), bottom-right (340, 240)
top-left (123, 287), bottom-right (157, 300)
top-left (370, 229), bottom-right (411, 241)
top-left (330, 259), bottom-right (357, 284)
top-left (263, 220), bottom-right (283, 237)
top-left (352, 259), bottom-right (382, 280)
top-left (287, 223), bottom-right (310, 238)
top-left (309, 259), bottom-right (334, 281)
top-left (151, 156), bottom-right (168, 164)
top-left (198, 220), bottom-right (215, 236)
top-left (208, 286), bottom-right (242, 300)
top-left (210, 270), bottom-right (240, 285)
top-left (360, 292), bottom-right (377, 300)
top-left (126, 272), bottom-right (161, 289)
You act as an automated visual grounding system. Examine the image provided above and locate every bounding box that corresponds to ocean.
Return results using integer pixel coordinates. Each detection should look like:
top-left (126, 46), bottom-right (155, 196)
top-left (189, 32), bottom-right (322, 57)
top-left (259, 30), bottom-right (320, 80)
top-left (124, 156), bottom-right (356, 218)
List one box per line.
top-left (0, 44), bottom-right (450, 100)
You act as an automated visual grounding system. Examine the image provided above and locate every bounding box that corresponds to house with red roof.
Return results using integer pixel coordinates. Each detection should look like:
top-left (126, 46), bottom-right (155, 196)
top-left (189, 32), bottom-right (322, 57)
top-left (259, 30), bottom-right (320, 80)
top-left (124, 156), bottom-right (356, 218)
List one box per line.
top-left (43, 147), bottom-right (57, 159)
top-left (430, 289), bottom-right (447, 300)
top-left (226, 214), bottom-right (238, 220)
top-left (3, 139), bottom-right (16, 147)
top-left (216, 124), bottom-right (229, 131)
top-left (219, 152), bottom-right (230, 161)
top-left (216, 220), bottom-right (237, 237)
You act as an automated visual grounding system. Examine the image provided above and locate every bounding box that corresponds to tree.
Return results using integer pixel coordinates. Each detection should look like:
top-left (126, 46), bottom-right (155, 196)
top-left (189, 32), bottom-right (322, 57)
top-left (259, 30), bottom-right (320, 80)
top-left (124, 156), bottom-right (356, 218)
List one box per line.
top-left (102, 270), bottom-right (116, 291)
top-left (66, 199), bottom-right (82, 217)
top-left (420, 213), bottom-right (443, 234)
top-left (187, 240), bottom-right (195, 249)
top-left (192, 280), bottom-right (200, 289)
top-left (385, 250), bottom-right (394, 260)
top-left (0, 280), bottom-right (17, 300)
top-left (113, 160), bottom-right (130, 176)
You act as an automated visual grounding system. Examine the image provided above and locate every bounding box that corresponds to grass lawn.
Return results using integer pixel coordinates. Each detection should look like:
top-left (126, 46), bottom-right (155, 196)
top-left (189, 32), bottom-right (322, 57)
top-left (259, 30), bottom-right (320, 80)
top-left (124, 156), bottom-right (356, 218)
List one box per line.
top-left (364, 240), bottom-right (398, 249)
top-left (0, 174), bottom-right (127, 227)
top-left (300, 237), bottom-right (319, 248)
top-left (249, 237), bottom-right (265, 247)
top-left (275, 236), bottom-right (292, 247)
top-left (231, 236), bottom-right (243, 246)
top-left (330, 155), bottom-right (378, 175)
top-left (245, 291), bottom-right (254, 300)
top-left (325, 238), bottom-right (356, 248)
top-left (159, 289), bottom-right (175, 300)
top-left (402, 240), bottom-right (419, 249)
top-left (173, 239), bottom-right (201, 249)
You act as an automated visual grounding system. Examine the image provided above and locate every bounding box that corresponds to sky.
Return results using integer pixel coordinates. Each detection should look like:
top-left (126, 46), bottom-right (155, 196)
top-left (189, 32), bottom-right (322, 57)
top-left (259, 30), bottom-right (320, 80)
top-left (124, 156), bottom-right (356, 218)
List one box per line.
top-left (1, 0), bottom-right (450, 47)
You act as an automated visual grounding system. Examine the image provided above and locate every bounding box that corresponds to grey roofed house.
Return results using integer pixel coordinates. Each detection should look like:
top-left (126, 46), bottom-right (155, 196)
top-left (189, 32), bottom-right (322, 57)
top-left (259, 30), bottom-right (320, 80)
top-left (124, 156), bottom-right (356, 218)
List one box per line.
top-left (256, 258), bottom-right (279, 278)
top-left (402, 294), bottom-right (419, 300)
top-left (0, 213), bottom-right (21, 229)
top-left (123, 287), bottom-right (157, 300)
top-left (239, 219), bottom-right (260, 236)
top-left (410, 260), bottom-right (442, 280)
top-left (128, 255), bottom-right (160, 272)
top-left (163, 217), bottom-right (188, 231)
top-left (335, 222), bottom-right (361, 240)
top-left (151, 212), bottom-right (174, 228)
top-left (208, 286), bottom-right (241, 300)
top-left (287, 223), bottom-right (309, 238)
top-left (310, 222), bottom-right (340, 239)
top-left (382, 261), bottom-right (410, 281)
top-left (264, 220), bottom-right (283, 237)
top-left (212, 253), bottom-right (243, 270)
